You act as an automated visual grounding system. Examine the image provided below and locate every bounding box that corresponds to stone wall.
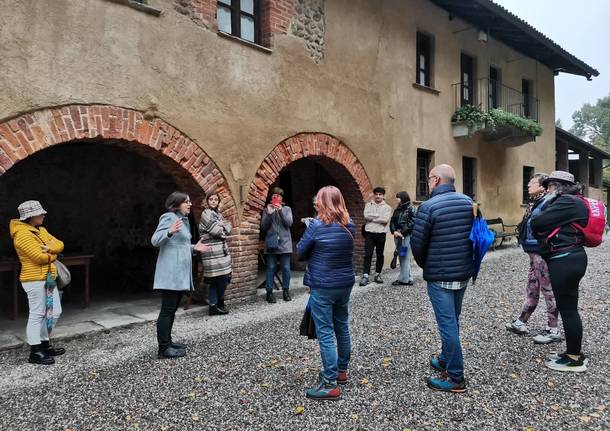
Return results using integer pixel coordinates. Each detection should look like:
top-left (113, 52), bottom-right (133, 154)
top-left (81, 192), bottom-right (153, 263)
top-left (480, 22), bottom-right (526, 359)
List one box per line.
top-left (290, 0), bottom-right (325, 62)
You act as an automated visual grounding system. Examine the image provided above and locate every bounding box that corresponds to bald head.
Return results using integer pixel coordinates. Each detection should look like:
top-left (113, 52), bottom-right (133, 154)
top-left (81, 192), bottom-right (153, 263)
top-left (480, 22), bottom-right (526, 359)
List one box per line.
top-left (427, 164), bottom-right (455, 193)
top-left (431, 164), bottom-right (456, 185)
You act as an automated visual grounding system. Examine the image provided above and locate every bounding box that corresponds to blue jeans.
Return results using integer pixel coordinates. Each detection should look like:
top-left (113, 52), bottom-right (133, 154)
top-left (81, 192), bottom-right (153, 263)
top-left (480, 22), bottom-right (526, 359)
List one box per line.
top-left (207, 275), bottom-right (229, 306)
top-left (310, 287), bottom-right (352, 382)
top-left (394, 236), bottom-right (413, 283)
top-left (427, 282), bottom-right (466, 381)
top-left (266, 253), bottom-right (291, 292)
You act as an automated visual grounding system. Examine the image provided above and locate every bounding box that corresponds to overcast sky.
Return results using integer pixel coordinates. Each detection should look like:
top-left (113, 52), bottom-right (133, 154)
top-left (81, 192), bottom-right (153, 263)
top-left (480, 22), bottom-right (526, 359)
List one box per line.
top-left (493, 0), bottom-right (610, 129)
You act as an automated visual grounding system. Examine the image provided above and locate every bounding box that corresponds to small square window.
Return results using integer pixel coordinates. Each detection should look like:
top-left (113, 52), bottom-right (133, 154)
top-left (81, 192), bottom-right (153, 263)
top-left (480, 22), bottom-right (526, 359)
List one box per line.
top-left (217, 0), bottom-right (259, 44)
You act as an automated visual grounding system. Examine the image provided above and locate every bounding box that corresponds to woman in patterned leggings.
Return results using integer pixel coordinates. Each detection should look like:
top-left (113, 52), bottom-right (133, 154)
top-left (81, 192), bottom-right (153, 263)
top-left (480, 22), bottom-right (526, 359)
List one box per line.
top-left (506, 173), bottom-right (560, 344)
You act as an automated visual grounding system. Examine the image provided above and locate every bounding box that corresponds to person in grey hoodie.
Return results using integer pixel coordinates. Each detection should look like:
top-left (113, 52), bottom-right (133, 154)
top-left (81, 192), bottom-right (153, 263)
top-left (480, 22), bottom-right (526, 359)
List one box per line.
top-left (261, 187), bottom-right (294, 303)
top-left (360, 187), bottom-right (392, 286)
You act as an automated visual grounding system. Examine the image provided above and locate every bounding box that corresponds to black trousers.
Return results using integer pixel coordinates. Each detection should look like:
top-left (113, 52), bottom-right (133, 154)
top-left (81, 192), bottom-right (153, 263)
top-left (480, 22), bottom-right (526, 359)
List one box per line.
top-left (156, 290), bottom-right (184, 349)
top-left (546, 249), bottom-right (587, 355)
top-left (363, 232), bottom-right (386, 275)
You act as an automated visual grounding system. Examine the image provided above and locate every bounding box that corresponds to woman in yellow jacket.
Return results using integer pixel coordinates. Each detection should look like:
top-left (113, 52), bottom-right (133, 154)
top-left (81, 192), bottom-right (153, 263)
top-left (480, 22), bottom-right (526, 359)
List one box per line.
top-left (10, 200), bottom-right (65, 365)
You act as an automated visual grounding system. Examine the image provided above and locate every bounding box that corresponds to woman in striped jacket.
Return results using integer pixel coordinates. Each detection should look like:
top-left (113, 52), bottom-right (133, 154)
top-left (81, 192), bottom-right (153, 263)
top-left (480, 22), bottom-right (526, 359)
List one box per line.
top-left (199, 192), bottom-right (232, 315)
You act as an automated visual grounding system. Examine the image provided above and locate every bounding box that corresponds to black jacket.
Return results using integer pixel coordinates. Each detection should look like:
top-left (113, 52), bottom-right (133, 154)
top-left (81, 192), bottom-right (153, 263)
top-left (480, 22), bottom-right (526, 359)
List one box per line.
top-left (531, 194), bottom-right (588, 258)
top-left (390, 203), bottom-right (416, 236)
top-left (410, 184), bottom-right (474, 282)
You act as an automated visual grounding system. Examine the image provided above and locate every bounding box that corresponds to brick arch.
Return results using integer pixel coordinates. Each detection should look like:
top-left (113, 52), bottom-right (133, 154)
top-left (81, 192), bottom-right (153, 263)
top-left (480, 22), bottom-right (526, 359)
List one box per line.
top-left (233, 133), bottom-right (373, 295)
top-left (0, 105), bottom-right (237, 220)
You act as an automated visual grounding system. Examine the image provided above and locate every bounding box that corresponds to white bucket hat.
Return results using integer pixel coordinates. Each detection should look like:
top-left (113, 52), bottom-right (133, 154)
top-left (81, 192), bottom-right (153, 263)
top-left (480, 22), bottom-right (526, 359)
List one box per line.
top-left (17, 200), bottom-right (47, 221)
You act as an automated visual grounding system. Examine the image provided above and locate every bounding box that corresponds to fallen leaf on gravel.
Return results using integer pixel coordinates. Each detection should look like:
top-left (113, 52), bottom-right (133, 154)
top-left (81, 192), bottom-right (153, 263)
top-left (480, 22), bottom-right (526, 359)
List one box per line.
top-left (192, 415), bottom-right (200, 422)
top-left (261, 383), bottom-right (270, 388)
top-left (360, 378), bottom-right (370, 385)
top-left (403, 428), bottom-right (412, 431)
top-left (524, 427), bottom-right (536, 431)
top-left (125, 415), bottom-right (132, 422)
top-left (295, 406), bottom-right (305, 415)
top-left (510, 373), bottom-right (518, 379)
top-left (547, 381), bottom-right (555, 389)
top-left (590, 413), bottom-right (601, 418)
top-left (483, 407), bottom-right (494, 415)
top-left (351, 414), bottom-right (359, 420)
top-left (595, 405), bottom-right (606, 411)
top-left (550, 405), bottom-right (560, 411)
top-left (579, 416), bottom-right (591, 423)
top-left (194, 376), bottom-right (203, 383)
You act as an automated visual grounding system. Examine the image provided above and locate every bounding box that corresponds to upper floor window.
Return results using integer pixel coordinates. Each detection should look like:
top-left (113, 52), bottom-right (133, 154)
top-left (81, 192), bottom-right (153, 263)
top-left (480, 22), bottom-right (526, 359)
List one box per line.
top-left (416, 32), bottom-right (433, 87)
top-left (489, 66), bottom-right (500, 109)
top-left (460, 53), bottom-right (475, 106)
top-left (217, 0), bottom-right (259, 44)
top-left (522, 79), bottom-right (533, 118)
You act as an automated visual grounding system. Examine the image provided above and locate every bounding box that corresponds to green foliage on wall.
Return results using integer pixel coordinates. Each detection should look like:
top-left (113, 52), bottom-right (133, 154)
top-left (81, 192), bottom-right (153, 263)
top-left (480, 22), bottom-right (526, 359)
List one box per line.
top-left (451, 105), bottom-right (543, 137)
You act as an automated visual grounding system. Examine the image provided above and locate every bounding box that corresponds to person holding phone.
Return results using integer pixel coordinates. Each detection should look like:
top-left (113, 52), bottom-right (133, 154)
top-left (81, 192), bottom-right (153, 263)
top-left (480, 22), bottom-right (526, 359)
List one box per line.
top-left (261, 187), bottom-right (294, 303)
top-left (152, 191), bottom-right (209, 359)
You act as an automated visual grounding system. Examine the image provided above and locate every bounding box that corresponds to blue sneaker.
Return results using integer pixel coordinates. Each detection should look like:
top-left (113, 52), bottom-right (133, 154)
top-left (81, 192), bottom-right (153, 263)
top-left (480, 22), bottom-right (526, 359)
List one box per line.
top-left (429, 354), bottom-right (446, 373)
top-left (426, 376), bottom-right (466, 393)
top-left (306, 377), bottom-right (341, 400)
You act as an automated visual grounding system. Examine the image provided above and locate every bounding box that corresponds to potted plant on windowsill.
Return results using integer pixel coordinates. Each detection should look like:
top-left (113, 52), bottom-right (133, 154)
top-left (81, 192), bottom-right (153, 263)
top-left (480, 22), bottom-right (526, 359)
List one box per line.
top-left (451, 105), bottom-right (494, 137)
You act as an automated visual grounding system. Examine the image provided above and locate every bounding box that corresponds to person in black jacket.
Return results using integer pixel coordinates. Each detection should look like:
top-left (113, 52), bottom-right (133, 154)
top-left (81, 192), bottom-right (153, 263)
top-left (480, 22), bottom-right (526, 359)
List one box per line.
top-left (411, 164), bottom-right (473, 393)
top-left (389, 191), bottom-right (416, 286)
top-left (531, 171), bottom-right (589, 373)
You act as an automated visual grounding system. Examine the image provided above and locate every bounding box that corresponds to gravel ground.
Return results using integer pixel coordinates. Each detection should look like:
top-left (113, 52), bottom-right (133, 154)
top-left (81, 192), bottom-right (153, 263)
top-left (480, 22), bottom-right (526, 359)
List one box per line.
top-left (1, 241), bottom-right (609, 431)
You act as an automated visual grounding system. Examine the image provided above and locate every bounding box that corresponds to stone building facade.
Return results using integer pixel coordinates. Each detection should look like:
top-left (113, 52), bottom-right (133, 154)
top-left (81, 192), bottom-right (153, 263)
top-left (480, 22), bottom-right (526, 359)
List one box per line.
top-left (0, 0), bottom-right (597, 309)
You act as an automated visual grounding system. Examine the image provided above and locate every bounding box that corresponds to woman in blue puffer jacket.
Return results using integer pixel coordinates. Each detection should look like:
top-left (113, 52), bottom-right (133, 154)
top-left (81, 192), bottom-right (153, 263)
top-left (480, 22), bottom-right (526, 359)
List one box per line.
top-left (297, 186), bottom-right (355, 401)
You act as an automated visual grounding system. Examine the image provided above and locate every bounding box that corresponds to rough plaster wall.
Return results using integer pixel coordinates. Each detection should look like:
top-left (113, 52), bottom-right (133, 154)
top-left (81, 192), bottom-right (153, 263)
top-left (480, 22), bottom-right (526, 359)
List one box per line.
top-left (0, 0), bottom-right (560, 244)
top-left (290, 0), bottom-right (325, 63)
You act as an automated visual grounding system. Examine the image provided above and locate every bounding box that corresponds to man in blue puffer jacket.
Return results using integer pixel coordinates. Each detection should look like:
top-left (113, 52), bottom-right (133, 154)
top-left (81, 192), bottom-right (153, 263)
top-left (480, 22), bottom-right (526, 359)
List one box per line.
top-left (411, 164), bottom-right (473, 393)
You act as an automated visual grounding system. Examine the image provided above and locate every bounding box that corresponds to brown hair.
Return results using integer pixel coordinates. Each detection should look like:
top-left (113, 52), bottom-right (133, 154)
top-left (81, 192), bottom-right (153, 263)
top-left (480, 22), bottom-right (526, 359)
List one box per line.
top-left (205, 191), bottom-right (221, 210)
top-left (165, 191), bottom-right (190, 211)
top-left (315, 186), bottom-right (349, 225)
top-left (270, 186), bottom-right (284, 197)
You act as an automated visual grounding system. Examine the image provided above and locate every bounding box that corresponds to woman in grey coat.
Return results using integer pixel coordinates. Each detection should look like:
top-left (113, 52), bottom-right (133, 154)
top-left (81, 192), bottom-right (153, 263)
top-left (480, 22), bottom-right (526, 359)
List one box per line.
top-left (152, 191), bottom-right (209, 359)
top-left (261, 187), bottom-right (293, 304)
top-left (199, 191), bottom-right (232, 316)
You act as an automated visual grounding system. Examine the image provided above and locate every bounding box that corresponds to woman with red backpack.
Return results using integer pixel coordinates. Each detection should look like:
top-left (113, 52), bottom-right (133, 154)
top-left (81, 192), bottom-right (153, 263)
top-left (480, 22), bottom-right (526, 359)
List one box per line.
top-left (531, 171), bottom-right (589, 372)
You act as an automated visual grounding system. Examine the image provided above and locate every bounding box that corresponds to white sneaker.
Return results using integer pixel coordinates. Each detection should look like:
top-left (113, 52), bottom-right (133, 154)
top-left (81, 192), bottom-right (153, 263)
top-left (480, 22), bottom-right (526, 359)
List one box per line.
top-left (545, 353), bottom-right (588, 373)
top-left (533, 327), bottom-right (562, 344)
top-left (505, 319), bottom-right (528, 335)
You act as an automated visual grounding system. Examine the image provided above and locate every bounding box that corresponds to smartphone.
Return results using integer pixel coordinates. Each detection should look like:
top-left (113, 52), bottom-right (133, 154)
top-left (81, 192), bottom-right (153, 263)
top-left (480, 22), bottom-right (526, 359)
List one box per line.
top-left (271, 195), bottom-right (281, 206)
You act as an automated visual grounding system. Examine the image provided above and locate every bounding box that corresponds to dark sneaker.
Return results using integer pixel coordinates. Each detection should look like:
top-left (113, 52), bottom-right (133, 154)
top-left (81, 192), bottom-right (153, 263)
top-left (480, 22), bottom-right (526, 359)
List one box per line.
top-left (374, 274), bottom-right (384, 284)
top-left (337, 370), bottom-right (348, 385)
top-left (158, 346), bottom-right (186, 359)
top-left (426, 376), bottom-right (466, 393)
top-left (306, 378), bottom-right (341, 400)
top-left (170, 341), bottom-right (186, 350)
top-left (41, 340), bottom-right (65, 356)
top-left (209, 305), bottom-right (229, 316)
top-left (283, 289), bottom-right (292, 302)
top-left (359, 275), bottom-right (369, 286)
top-left (391, 280), bottom-right (410, 286)
top-left (266, 291), bottom-right (277, 303)
top-left (429, 354), bottom-right (446, 373)
top-left (28, 351), bottom-right (55, 365)
top-left (545, 353), bottom-right (588, 373)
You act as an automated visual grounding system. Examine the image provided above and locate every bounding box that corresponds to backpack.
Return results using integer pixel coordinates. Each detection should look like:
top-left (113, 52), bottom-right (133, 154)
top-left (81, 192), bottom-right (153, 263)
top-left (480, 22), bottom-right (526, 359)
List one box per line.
top-left (572, 196), bottom-right (606, 247)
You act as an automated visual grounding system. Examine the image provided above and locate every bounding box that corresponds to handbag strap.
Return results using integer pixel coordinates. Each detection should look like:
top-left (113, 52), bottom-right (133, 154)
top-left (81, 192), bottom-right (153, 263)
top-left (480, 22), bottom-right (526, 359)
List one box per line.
top-left (339, 224), bottom-right (354, 240)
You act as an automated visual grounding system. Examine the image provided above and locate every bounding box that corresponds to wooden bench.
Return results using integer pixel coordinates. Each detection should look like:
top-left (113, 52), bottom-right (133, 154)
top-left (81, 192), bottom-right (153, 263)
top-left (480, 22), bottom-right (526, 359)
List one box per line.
top-left (485, 218), bottom-right (519, 249)
top-left (0, 254), bottom-right (94, 320)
